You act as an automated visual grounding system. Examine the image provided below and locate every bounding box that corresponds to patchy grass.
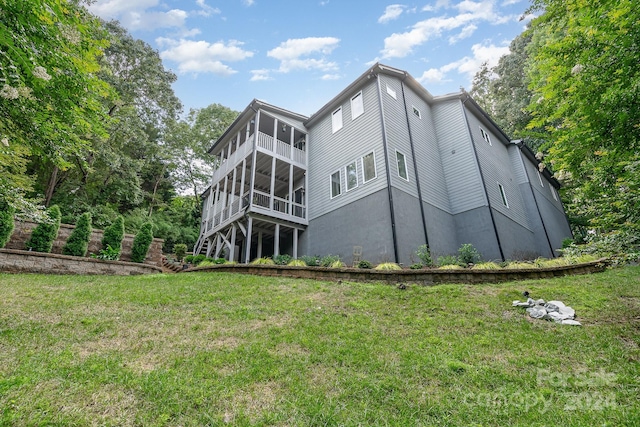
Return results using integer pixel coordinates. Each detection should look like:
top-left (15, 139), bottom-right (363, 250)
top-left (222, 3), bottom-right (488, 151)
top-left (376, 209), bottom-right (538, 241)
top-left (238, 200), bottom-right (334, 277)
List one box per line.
top-left (0, 266), bottom-right (639, 426)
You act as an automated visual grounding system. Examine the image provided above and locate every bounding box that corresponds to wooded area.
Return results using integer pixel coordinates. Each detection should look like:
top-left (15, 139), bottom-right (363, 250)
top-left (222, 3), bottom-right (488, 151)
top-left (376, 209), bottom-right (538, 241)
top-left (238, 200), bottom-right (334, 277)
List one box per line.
top-left (1, 0), bottom-right (637, 255)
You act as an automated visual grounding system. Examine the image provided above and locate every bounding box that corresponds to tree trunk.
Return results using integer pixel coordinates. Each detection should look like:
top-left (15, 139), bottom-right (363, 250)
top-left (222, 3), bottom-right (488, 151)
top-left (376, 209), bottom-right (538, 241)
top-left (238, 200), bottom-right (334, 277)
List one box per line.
top-left (44, 166), bottom-right (59, 207)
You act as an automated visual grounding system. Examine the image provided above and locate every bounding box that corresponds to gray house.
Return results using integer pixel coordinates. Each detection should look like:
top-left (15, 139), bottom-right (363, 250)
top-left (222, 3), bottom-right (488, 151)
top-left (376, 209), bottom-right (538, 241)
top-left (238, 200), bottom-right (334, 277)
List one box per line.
top-left (194, 63), bottom-right (572, 264)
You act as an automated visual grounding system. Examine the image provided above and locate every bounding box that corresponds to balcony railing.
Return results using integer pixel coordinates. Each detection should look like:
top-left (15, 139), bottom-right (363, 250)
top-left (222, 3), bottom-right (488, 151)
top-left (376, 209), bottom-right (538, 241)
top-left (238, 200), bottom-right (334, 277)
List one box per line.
top-left (257, 131), bottom-right (306, 165)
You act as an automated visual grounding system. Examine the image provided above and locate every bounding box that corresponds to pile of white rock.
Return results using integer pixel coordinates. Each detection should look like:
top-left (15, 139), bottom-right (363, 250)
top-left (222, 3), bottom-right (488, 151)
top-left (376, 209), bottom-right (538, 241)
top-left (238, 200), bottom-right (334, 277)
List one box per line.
top-left (512, 297), bottom-right (582, 326)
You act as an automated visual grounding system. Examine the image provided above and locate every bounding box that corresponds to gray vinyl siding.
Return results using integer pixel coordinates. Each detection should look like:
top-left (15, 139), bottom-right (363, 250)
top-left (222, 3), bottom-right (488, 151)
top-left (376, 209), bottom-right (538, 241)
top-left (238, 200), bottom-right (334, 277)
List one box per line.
top-left (432, 99), bottom-right (486, 214)
top-left (465, 109), bottom-right (531, 230)
top-left (522, 153), bottom-right (564, 211)
top-left (399, 80), bottom-right (452, 212)
top-left (508, 144), bottom-right (528, 185)
top-left (307, 79), bottom-right (386, 220)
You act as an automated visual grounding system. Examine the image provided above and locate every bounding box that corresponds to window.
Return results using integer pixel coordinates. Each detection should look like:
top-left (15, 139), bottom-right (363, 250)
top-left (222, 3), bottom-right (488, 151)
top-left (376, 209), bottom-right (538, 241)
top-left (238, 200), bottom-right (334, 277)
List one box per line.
top-left (346, 161), bottom-right (358, 191)
top-left (351, 92), bottom-right (364, 120)
top-left (362, 151), bottom-right (377, 183)
top-left (412, 106), bottom-right (421, 119)
top-left (396, 151), bottom-right (408, 181)
top-left (332, 107), bottom-right (343, 133)
top-left (552, 187), bottom-right (558, 201)
top-left (480, 127), bottom-right (492, 145)
top-left (386, 84), bottom-right (397, 99)
top-left (498, 183), bottom-right (509, 208)
top-left (537, 171), bottom-right (544, 187)
top-left (330, 171), bottom-right (342, 198)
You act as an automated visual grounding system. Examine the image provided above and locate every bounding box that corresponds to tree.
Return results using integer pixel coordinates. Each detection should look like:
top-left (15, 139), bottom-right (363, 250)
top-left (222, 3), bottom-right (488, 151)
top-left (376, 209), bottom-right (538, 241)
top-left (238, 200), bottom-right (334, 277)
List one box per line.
top-left (101, 215), bottom-right (124, 254)
top-left (131, 222), bottom-right (153, 263)
top-left (0, 198), bottom-right (15, 248)
top-left (526, 0), bottom-right (640, 233)
top-left (25, 205), bottom-right (61, 252)
top-left (62, 212), bottom-right (92, 257)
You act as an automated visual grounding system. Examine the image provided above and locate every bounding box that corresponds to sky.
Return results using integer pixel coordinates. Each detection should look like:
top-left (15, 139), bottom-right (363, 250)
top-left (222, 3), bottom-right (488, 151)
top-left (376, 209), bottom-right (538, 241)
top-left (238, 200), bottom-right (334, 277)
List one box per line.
top-left (88, 0), bottom-right (534, 117)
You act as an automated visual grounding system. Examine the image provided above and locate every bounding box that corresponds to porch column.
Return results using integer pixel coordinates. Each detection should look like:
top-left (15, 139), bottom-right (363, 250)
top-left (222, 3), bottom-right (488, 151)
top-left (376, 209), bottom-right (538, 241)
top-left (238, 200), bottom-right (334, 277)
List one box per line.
top-left (229, 224), bottom-right (237, 261)
top-left (293, 228), bottom-right (298, 259)
top-left (288, 164), bottom-right (294, 215)
top-left (240, 158), bottom-right (247, 209)
top-left (230, 165), bottom-right (237, 213)
top-left (211, 182), bottom-right (220, 225)
top-left (274, 223), bottom-right (280, 256)
top-left (206, 236), bottom-right (214, 258)
top-left (222, 173), bottom-right (229, 217)
top-left (214, 234), bottom-right (222, 258)
top-left (269, 156), bottom-right (276, 210)
top-left (227, 140), bottom-right (232, 160)
top-left (244, 216), bottom-right (253, 263)
top-left (257, 231), bottom-right (263, 258)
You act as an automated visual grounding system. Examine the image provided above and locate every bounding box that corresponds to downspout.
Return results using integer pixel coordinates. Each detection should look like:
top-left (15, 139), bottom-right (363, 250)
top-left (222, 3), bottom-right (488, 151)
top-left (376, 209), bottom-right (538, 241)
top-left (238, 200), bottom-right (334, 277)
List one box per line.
top-left (461, 95), bottom-right (505, 261)
top-left (375, 72), bottom-right (400, 263)
top-left (400, 74), bottom-right (430, 248)
top-left (514, 140), bottom-right (555, 257)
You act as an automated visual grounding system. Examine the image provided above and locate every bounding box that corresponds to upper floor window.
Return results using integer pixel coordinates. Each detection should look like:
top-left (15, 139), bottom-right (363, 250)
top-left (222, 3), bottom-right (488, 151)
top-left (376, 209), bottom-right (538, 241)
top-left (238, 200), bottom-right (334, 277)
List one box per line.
top-left (412, 106), bottom-right (421, 119)
top-left (480, 127), bottom-right (492, 145)
top-left (396, 151), bottom-right (408, 181)
top-left (552, 186), bottom-right (559, 201)
top-left (351, 92), bottom-right (364, 120)
top-left (330, 170), bottom-right (342, 198)
top-left (332, 107), bottom-right (343, 133)
top-left (386, 84), bottom-right (397, 99)
top-left (346, 161), bottom-right (358, 191)
top-left (362, 151), bottom-right (377, 183)
top-left (537, 171), bottom-right (544, 187)
top-left (498, 182), bottom-right (509, 208)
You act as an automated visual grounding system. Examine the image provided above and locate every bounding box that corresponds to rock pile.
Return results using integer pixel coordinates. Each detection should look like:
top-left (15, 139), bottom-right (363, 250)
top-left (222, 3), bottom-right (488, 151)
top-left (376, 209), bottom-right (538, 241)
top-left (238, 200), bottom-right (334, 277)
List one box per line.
top-left (512, 297), bottom-right (582, 326)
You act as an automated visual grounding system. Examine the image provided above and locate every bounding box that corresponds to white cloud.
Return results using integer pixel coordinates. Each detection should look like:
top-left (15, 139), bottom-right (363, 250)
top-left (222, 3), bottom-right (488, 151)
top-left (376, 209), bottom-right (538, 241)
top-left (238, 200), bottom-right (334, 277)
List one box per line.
top-left (268, 37), bottom-right (340, 73)
top-left (158, 38), bottom-right (254, 75)
top-left (378, 4), bottom-right (405, 24)
top-left (250, 69), bottom-right (272, 81)
top-left (89, 0), bottom-right (189, 31)
top-left (243, 0), bottom-right (255, 6)
top-left (195, 0), bottom-right (221, 17)
top-left (321, 74), bottom-right (341, 80)
top-left (416, 68), bottom-right (446, 84)
top-left (381, 0), bottom-right (515, 58)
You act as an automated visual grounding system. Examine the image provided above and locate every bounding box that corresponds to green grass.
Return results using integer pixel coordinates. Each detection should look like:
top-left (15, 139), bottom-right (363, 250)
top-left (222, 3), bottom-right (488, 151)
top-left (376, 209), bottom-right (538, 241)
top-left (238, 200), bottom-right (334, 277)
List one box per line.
top-left (1, 266), bottom-right (639, 426)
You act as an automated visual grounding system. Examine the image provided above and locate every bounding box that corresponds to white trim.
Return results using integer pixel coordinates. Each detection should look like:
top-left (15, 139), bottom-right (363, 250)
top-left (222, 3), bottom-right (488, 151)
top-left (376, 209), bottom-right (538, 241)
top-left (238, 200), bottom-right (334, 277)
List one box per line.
top-left (331, 106), bottom-right (343, 133)
top-left (386, 84), bottom-right (397, 99)
top-left (330, 170), bottom-right (342, 199)
top-left (345, 160), bottom-right (358, 191)
top-left (396, 150), bottom-right (409, 181)
top-left (362, 151), bottom-right (377, 183)
top-left (498, 182), bottom-right (509, 208)
top-left (480, 127), bottom-right (492, 145)
top-left (351, 91), bottom-right (364, 120)
top-left (537, 171), bottom-right (544, 187)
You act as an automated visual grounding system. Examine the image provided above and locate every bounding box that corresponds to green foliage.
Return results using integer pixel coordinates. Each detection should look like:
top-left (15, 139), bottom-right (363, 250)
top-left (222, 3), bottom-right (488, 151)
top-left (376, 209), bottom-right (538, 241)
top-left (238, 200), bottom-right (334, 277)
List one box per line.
top-left (251, 257), bottom-right (275, 265)
top-left (192, 254), bottom-right (207, 265)
top-left (25, 205), bottom-right (61, 253)
top-left (357, 260), bottom-right (373, 269)
top-left (287, 259), bottom-right (307, 267)
top-left (92, 245), bottom-right (120, 261)
top-left (320, 254), bottom-right (340, 267)
top-left (409, 263), bottom-right (423, 270)
top-left (437, 264), bottom-right (464, 270)
top-left (173, 243), bottom-right (187, 262)
top-left (0, 198), bottom-right (15, 248)
top-left (471, 262), bottom-right (502, 270)
top-left (184, 254), bottom-right (195, 263)
top-left (101, 216), bottom-right (124, 254)
top-left (272, 254), bottom-right (293, 265)
top-left (300, 255), bottom-right (320, 267)
top-left (213, 258), bottom-right (226, 265)
top-left (415, 244), bottom-right (433, 267)
top-left (560, 230), bottom-right (640, 265)
top-left (329, 260), bottom-right (346, 269)
top-left (436, 255), bottom-right (462, 267)
top-left (374, 262), bottom-right (402, 271)
top-left (130, 222), bottom-right (153, 263)
top-left (62, 212), bottom-right (92, 257)
top-left (458, 243), bottom-right (481, 265)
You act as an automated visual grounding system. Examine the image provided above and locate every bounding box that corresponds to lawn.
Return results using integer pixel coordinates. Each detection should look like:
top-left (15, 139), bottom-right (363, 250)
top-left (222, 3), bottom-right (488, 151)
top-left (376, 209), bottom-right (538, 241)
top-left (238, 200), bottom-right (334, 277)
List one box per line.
top-left (0, 266), bottom-right (638, 426)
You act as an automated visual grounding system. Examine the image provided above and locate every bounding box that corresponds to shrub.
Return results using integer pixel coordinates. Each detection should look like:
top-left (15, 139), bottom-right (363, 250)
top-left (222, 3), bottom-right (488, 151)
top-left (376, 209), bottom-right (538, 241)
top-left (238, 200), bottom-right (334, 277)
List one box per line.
top-left (192, 254), bottom-right (207, 265)
top-left (273, 254), bottom-right (292, 265)
top-left (287, 259), bottom-right (307, 267)
top-left (101, 216), bottom-right (124, 255)
top-left (0, 199), bottom-right (15, 249)
top-left (93, 245), bottom-right (120, 261)
top-left (560, 230), bottom-right (640, 265)
top-left (416, 244), bottom-right (433, 267)
top-left (458, 243), bottom-right (481, 265)
top-left (320, 254), bottom-right (340, 267)
top-left (173, 243), bottom-right (187, 262)
top-left (409, 263), bottom-right (423, 270)
top-left (197, 260), bottom-right (215, 267)
top-left (300, 255), bottom-right (320, 266)
top-left (438, 264), bottom-right (464, 270)
top-left (471, 262), bottom-right (502, 270)
top-left (357, 260), bottom-right (373, 269)
top-left (329, 260), bottom-right (345, 268)
top-left (224, 260), bottom-right (238, 265)
top-left (437, 255), bottom-right (461, 267)
top-left (184, 254), bottom-right (195, 263)
top-left (213, 257), bottom-right (227, 264)
top-left (25, 205), bottom-right (61, 253)
top-left (375, 262), bottom-right (402, 271)
top-left (62, 212), bottom-right (92, 257)
top-left (251, 257), bottom-right (275, 265)
top-left (130, 222), bottom-right (153, 263)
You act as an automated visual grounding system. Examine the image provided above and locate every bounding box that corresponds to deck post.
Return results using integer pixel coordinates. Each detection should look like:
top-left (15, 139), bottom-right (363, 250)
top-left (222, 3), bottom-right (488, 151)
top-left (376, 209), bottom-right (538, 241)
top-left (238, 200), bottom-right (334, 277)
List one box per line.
top-left (229, 224), bottom-right (237, 261)
top-left (257, 231), bottom-right (263, 259)
top-left (270, 156), bottom-right (276, 210)
top-left (274, 223), bottom-right (280, 256)
top-left (240, 158), bottom-right (246, 209)
top-left (293, 228), bottom-right (298, 259)
top-left (245, 216), bottom-right (253, 263)
top-left (288, 164), bottom-right (294, 215)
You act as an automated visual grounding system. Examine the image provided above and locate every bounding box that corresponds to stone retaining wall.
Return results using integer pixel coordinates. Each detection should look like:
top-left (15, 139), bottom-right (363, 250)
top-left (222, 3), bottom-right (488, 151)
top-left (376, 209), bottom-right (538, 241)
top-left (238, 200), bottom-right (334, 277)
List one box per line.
top-left (185, 259), bottom-right (608, 285)
top-left (0, 249), bottom-right (162, 276)
top-left (5, 221), bottom-right (163, 267)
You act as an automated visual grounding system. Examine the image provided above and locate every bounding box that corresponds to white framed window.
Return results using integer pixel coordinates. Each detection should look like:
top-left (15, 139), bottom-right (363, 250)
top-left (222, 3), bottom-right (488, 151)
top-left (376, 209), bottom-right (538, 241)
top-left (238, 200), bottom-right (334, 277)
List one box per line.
top-left (537, 171), bottom-right (544, 187)
top-left (332, 106), bottom-right (343, 133)
top-left (345, 161), bottom-right (358, 191)
top-left (412, 106), bottom-right (421, 119)
top-left (362, 151), bottom-right (377, 183)
top-left (498, 182), bottom-right (509, 208)
top-left (396, 151), bottom-right (408, 181)
top-left (386, 84), bottom-right (397, 99)
top-left (552, 186), bottom-right (558, 201)
top-left (480, 127), bottom-right (492, 145)
top-left (330, 170), bottom-right (342, 198)
top-left (351, 92), bottom-right (364, 120)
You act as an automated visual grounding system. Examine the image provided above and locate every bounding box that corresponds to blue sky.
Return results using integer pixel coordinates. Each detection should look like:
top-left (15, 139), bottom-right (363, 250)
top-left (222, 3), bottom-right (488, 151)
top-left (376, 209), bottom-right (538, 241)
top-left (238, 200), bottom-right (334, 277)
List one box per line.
top-left (88, 0), bottom-right (534, 117)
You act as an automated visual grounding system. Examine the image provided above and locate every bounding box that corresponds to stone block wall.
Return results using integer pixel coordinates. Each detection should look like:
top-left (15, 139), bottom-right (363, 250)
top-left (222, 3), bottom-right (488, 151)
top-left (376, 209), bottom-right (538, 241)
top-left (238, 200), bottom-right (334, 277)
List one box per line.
top-left (5, 221), bottom-right (164, 267)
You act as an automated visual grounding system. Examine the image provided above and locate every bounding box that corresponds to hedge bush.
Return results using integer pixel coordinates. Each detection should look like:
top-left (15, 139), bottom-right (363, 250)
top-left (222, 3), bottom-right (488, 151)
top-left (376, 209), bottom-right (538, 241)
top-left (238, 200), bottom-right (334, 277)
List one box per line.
top-left (62, 212), bottom-right (92, 257)
top-left (0, 199), bottom-right (15, 249)
top-left (101, 216), bottom-right (124, 255)
top-left (130, 222), bottom-right (153, 263)
top-left (25, 205), bottom-right (61, 253)
top-left (173, 243), bottom-right (187, 262)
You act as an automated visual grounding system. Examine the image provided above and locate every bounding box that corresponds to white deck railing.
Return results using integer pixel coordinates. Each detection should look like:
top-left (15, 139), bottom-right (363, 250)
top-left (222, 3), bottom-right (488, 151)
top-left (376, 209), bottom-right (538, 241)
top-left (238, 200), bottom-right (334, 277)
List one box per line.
top-left (257, 131), bottom-right (306, 165)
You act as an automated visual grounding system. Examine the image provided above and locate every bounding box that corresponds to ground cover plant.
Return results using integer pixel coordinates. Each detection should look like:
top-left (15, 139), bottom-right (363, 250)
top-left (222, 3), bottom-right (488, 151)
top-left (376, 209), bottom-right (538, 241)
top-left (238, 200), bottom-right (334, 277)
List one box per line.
top-left (0, 267), bottom-right (638, 426)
